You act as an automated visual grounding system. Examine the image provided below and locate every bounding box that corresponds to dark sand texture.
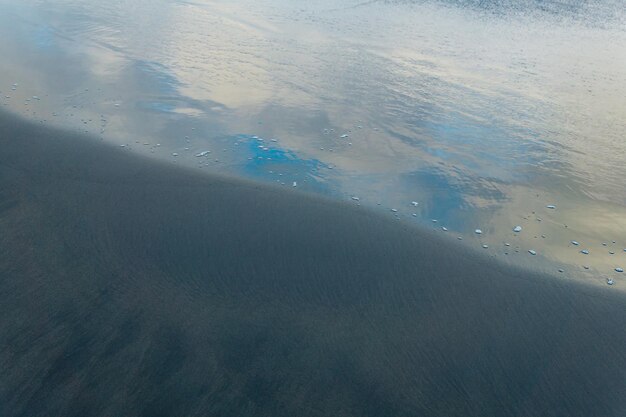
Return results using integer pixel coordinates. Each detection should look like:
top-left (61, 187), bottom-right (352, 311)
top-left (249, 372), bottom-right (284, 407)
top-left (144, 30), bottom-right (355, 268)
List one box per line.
top-left (0, 111), bottom-right (625, 417)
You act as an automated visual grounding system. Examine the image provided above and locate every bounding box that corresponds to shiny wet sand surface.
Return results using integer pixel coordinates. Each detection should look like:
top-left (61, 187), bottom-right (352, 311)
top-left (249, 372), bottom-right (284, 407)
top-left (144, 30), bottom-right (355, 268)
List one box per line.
top-left (1, 0), bottom-right (625, 277)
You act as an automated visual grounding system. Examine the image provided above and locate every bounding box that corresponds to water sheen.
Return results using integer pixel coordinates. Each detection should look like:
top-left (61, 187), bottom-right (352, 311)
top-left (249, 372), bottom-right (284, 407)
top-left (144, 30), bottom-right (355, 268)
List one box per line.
top-left (0, 0), bottom-right (625, 283)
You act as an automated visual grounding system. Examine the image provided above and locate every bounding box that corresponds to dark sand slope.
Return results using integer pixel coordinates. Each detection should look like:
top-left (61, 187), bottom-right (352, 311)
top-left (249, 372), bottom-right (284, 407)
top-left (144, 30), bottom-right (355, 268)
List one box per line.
top-left (0, 111), bottom-right (624, 417)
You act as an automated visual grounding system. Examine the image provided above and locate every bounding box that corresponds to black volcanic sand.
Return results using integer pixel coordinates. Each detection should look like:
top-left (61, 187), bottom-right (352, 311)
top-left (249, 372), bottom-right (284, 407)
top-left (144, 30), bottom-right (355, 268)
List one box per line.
top-left (0, 111), bottom-right (624, 417)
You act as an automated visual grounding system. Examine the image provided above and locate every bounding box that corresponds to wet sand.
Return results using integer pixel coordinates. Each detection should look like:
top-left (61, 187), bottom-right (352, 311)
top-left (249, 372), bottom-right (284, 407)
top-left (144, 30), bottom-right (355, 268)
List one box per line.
top-left (0, 110), bottom-right (624, 417)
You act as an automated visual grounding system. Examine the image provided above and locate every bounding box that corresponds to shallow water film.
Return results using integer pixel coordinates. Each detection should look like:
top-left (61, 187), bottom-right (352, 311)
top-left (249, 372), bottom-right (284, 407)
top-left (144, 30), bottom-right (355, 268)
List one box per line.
top-left (1, 0), bottom-right (625, 284)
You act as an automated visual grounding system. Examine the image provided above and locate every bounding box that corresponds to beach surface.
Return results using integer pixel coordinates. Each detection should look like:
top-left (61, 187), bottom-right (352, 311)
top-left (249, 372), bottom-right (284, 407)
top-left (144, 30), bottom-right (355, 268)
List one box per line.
top-left (0, 110), bottom-right (625, 416)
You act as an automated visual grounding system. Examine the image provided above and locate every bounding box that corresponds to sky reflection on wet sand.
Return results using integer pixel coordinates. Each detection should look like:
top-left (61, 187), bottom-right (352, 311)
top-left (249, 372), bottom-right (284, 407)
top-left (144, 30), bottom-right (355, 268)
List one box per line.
top-left (1, 0), bottom-right (625, 286)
